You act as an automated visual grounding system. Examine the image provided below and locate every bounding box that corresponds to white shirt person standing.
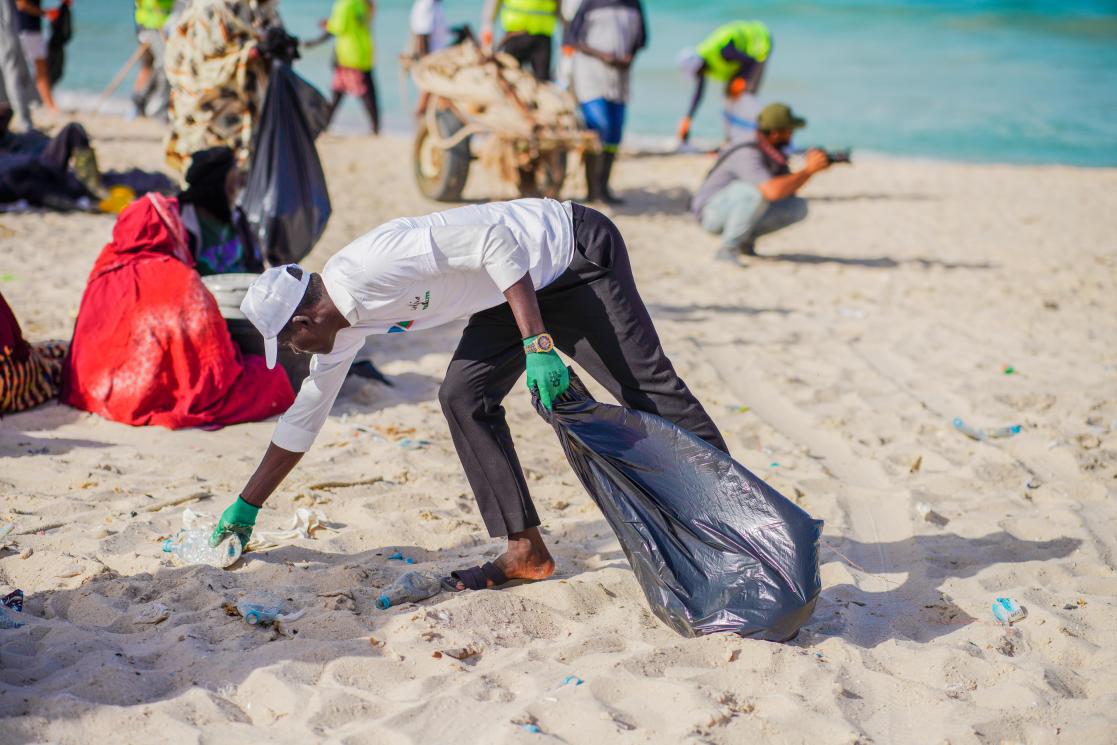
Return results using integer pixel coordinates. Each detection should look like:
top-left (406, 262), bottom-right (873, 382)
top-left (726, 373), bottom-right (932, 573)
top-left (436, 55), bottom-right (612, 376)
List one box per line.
top-left (410, 0), bottom-right (451, 57)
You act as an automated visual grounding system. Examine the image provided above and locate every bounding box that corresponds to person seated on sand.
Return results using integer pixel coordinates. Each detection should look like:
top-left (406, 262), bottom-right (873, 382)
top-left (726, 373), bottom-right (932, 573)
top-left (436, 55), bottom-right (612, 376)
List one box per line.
top-left (61, 192), bottom-right (295, 429)
top-left (177, 146), bottom-right (263, 276)
top-left (0, 291), bottom-right (67, 415)
top-left (0, 103), bottom-right (106, 208)
top-left (209, 197), bottom-right (729, 592)
top-left (676, 20), bottom-right (771, 147)
top-left (691, 103), bottom-right (831, 261)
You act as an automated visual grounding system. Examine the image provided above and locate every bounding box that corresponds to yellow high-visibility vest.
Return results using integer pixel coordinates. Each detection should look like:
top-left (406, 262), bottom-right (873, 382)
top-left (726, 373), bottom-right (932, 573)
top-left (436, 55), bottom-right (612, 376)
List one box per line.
top-left (501, 0), bottom-right (557, 37)
top-left (696, 21), bottom-right (772, 82)
top-left (134, 0), bottom-right (175, 31)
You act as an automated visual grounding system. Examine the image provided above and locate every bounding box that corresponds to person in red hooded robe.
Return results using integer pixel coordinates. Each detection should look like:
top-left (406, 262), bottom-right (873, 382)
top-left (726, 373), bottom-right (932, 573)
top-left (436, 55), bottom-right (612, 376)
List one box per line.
top-left (61, 192), bottom-right (294, 429)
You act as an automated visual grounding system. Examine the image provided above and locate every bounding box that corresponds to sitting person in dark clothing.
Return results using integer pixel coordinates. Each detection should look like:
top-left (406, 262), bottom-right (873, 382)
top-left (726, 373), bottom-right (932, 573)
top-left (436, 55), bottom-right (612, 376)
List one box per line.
top-left (177, 146), bottom-right (264, 276)
top-left (0, 103), bottom-right (106, 208)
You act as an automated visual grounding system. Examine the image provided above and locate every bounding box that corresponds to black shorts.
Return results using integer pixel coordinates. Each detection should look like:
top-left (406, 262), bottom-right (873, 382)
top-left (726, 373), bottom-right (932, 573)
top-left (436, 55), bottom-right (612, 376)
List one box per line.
top-left (497, 33), bottom-right (552, 82)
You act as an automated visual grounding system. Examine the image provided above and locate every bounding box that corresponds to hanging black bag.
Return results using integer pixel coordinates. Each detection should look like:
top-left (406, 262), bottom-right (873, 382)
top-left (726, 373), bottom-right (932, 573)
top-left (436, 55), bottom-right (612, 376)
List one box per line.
top-left (239, 60), bottom-right (331, 266)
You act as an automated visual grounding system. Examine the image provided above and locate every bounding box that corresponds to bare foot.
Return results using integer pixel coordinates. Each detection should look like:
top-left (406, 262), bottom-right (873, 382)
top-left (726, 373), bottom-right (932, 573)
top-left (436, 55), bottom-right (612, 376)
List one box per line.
top-left (452, 527), bottom-right (555, 590)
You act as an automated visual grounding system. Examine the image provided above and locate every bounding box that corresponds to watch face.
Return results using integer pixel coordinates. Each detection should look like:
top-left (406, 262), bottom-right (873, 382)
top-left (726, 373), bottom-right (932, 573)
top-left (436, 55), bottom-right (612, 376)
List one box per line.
top-left (536, 334), bottom-right (554, 352)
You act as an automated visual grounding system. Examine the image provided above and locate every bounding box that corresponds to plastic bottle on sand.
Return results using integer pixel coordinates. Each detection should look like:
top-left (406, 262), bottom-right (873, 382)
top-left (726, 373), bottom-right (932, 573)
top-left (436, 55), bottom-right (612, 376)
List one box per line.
top-left (238, 600), bottom-right (283, 625)
top-left (376, 572), bottom-right (443, 609)
top-left (163, 528), bottom-right (243, 569)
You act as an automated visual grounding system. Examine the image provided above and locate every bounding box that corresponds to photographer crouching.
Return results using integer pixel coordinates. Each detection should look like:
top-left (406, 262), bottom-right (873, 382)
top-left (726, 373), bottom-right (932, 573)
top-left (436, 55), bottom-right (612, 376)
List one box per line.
top-left (691, 103), bottom-right (847, 260)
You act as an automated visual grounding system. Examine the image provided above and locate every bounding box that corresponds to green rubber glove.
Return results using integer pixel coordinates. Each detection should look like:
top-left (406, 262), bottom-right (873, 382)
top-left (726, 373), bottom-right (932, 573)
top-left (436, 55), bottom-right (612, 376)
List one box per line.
top-left (525, 347), bottom-right (570, 410)
top-left (210, 497), bottom-right (260, 550)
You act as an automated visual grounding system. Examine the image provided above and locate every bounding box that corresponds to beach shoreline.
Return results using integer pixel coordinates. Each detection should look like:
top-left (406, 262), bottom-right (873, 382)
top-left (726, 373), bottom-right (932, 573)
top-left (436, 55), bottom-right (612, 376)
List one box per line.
top-left (2, 112), bottom-right (1116, 744)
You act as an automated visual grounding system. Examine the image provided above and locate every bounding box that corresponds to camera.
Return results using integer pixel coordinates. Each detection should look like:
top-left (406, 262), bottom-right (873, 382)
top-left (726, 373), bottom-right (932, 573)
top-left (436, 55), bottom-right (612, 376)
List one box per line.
top-left (822, 149), bottom-right (852, 165)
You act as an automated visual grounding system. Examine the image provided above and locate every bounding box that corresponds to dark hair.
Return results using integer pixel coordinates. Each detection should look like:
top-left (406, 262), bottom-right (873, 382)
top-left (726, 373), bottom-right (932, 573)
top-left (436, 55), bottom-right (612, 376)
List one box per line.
top-left (282, 266), bottom-right (325, 331)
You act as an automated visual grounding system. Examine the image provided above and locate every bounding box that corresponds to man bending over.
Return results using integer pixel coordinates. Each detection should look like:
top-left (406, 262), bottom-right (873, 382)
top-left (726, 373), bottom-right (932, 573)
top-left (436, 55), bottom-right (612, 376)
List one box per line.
top-left (213, 198), bottom-right (728, 590)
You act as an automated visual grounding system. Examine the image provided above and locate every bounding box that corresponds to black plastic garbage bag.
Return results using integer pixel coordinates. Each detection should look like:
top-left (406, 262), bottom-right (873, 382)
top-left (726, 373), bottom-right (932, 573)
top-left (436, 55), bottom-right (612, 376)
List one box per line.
top-left (240, 61), bottom-right (331, 266)
top-left (536, 373), bottom-right (823, 640)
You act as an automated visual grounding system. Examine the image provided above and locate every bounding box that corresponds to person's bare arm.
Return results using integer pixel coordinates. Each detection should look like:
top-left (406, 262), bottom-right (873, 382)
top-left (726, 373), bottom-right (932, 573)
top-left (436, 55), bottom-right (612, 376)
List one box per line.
top-left (503, 273), bottom-right (546, 339)
top-left (481, 0), bottom-right (501, 46)
top-left (15, 0), bottom-right (45, 16)
top-left (758, 149), bottom-right (830, 201)
top-left (239, 443), bottom-right (304, 507)
top-left (677, 73), bottom-right (706, 143)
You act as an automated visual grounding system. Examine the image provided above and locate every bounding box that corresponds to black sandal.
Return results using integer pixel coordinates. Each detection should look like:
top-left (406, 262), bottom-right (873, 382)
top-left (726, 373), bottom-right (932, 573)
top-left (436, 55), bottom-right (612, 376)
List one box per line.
top-left (442, 561), bottom-right (509, 592)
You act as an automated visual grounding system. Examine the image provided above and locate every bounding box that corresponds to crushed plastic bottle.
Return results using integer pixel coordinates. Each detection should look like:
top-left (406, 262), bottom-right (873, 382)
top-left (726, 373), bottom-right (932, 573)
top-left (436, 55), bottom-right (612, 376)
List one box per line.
top-left (376, 571), bottom-right (443, 609)
top-left (162, 528), bottom-right (242, 569)
top-left (238, 600), bottom-right (283, 625)
top-left (235, 596), bottom-right (305, 626)
top-left (952, 418), bottom-right (1022, 441)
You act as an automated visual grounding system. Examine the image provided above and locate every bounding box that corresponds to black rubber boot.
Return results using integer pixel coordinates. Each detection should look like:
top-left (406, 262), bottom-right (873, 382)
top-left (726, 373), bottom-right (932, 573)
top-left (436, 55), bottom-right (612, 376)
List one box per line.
top-left (584, 152), bottom-right (604, 202)
top-left (599, 150), bottom-right (624, 205)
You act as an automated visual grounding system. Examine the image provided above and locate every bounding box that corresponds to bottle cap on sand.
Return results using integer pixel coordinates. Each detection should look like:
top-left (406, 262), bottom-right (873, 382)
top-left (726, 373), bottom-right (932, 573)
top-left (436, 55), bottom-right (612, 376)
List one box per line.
top-left (240, 265), bottom-right (310, 369)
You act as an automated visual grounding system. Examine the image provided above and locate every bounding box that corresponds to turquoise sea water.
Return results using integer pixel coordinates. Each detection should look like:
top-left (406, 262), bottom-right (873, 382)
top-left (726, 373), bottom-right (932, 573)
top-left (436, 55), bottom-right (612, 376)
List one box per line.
top-left (53, 0), bottom-right (1117, 166)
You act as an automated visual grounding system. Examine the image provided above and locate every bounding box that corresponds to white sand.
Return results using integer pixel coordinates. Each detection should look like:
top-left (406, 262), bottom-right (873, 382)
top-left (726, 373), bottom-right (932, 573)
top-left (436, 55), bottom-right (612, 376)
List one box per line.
top-left (1, 114), bottom-right (1116, 743)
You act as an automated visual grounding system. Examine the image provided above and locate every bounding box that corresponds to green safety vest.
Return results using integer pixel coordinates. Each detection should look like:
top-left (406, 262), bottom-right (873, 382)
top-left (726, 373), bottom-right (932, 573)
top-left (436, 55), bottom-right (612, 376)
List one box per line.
top-left (501, 0), bottom-right (557, 37)
top-left (696, 21), bottom-right (772, 82)
top-left (134, 0), bottom-right (175, 31)
top-left (327, 0), bottom-right (374, 71)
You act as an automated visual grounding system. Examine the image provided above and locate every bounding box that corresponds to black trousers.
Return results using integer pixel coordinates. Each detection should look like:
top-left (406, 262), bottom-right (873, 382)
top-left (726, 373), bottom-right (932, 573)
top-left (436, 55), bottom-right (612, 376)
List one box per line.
top-left (498, 33), bottom-right (552, 82)
top-left (326, 70), bottom-right (381, 134)
top-left (439, 204), bottom-right (728, 537)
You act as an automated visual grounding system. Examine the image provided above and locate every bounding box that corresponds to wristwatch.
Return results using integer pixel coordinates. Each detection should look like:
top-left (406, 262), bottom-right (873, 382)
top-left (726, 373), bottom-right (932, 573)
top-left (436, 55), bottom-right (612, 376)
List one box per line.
top-left (523, 333), bottom-right (555, 354)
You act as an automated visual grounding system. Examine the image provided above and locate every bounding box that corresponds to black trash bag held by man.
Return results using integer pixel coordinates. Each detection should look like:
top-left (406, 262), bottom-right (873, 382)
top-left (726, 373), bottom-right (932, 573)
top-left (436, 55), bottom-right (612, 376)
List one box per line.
top-left (536, 372), bottom-right (823, 640)
top-left (239, 59), bottom-right (331, 266)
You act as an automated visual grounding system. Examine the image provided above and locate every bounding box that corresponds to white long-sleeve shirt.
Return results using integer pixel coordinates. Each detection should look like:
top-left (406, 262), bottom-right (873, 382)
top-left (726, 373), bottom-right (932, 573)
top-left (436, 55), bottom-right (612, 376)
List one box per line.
top-left (271, 198), bottom-right (576, 452)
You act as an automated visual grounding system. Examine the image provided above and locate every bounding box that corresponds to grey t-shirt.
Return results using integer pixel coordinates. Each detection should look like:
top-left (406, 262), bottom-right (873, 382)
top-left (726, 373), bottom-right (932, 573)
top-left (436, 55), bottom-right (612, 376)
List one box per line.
top-left (691, 140), bottom-right (788, 217)
top-left (567, 0), bottom-right (647, 104)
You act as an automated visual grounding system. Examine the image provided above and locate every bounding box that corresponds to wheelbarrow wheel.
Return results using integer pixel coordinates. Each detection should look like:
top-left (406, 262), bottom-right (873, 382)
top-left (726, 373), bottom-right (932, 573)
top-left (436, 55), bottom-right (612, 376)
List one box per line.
top-left (415, 109), bottom-right (471, 202)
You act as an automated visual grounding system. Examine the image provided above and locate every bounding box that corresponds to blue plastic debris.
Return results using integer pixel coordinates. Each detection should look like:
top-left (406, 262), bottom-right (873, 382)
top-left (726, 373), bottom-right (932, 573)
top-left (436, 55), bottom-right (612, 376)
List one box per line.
top-left (953, 418), bottom-right (1022, 441)
top-left (561, 675), bottom-right (583, 687)
top-left (387, 551), bottom-right (415, 564)
top-left (521, 724), bottom-right (541, 734)
top-left (991, 597), bottom-right (1027, 625)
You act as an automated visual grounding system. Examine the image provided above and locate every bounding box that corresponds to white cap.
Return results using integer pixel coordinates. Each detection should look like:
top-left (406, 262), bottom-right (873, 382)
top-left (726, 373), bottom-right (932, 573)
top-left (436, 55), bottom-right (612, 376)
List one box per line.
top-left (676, 48), bottom-right (703, 77)
top-left (240, 265), bottom-right (310, 369)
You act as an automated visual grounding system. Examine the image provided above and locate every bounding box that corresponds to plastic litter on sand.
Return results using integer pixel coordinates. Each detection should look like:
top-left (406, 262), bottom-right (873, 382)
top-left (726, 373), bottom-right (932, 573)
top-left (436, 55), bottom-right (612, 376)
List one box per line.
top-left (163, 528), bottom-right (243, 569)
top-left (952, 418), bottom-right (1022, 441)
top-left (992, 597), bottom-right (1027, 625)
top-left (0, 605), bottom-right (23, 629)
top-left (236, 598), bottom-right (306, 626)
top-left (2, 589), bottom-right (24, 612)
top-left (376, 572), bottom-right (442, 609)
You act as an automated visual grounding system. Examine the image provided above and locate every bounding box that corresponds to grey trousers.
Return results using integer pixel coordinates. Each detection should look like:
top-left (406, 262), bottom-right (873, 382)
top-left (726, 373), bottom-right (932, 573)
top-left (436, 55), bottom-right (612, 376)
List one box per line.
top-left (135, 29), bottom-right (170, 119)
top-left (701, 181), bottom-right (808, 251)
top-left (439, 203), bottom-right (729, 537)
top-left (0, 0), bottom-right (35, 130)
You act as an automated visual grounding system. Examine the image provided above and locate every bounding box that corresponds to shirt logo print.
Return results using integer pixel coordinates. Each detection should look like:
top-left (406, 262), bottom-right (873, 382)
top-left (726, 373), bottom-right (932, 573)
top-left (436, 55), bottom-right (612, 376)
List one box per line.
top-left (408, 290), bottom-right (431, 312)
top-left (388, 320), bottom-right (415, 334)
